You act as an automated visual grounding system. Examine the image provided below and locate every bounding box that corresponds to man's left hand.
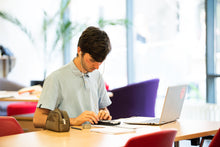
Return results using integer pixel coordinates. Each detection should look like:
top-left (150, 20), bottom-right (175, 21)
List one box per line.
top-left (98, 108), bottom-right (112, 120)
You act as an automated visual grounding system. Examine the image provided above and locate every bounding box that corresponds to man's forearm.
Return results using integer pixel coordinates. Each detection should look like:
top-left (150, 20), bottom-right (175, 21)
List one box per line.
top-left (33, 108), bottom-right (50, 128)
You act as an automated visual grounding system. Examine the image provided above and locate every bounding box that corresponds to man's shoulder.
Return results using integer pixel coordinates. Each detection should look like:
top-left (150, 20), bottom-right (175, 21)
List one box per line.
top-left (50, 63), bottom-right (72, 76)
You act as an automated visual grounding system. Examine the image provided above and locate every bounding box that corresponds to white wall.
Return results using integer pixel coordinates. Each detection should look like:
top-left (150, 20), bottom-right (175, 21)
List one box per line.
top-left (0, 0), bottom-right (62, 86)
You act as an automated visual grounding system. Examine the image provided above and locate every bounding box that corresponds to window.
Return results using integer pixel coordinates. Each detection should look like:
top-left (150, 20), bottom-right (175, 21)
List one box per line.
top-left (207, 0), bottom-right (220, 104)
top-left (69, 0), bottom-right (127, 89)
top-left (0, 0), bottom-right (61, 85)
top-left (0, 0), bottom-right (127, 89)
top-left (1, 0), bottom-right (218, 105)
top-left (131, 0), bottom-right (206, 101)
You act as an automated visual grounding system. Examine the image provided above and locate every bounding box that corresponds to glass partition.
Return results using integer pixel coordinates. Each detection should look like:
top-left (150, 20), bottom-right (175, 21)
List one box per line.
top-left (132, 0), bottom-right (206, 101)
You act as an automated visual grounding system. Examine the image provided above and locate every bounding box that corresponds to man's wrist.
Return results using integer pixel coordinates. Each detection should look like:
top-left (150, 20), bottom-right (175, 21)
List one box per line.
top-left (70, 118), bottom-right (78, 126)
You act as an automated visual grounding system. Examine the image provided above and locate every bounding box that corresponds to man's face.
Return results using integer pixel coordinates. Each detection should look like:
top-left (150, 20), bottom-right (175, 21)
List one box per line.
top-left (81, 53), bottom-right (102, 72)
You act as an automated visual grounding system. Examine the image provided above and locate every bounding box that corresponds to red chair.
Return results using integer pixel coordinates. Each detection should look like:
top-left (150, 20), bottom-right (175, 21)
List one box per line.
top-left (0, 116), bottom-right (24, 137)
top-left (105, 82), bottom-right (109, 91)
top-left (7, 102), bottom-right (37, 116)
top-left (208, 128), bottom-right (220, 147)
top-left (124, 129), bottom-right (177, 147)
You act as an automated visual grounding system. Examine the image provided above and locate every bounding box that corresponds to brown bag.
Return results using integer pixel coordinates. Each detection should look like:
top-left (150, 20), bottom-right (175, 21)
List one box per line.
top-left (45, 108), bottom-right (70, 132)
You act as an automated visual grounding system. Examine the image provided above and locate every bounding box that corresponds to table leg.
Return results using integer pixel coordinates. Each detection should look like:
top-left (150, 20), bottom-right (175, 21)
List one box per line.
top-left (174, 141), bottom-right (179, 147)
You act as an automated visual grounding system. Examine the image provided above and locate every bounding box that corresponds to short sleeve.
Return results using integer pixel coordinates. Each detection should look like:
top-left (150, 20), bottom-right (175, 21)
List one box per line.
top-left (98, 73), bottom-right (112, 109)
top-left (37, 74), bottom-right (60, 110)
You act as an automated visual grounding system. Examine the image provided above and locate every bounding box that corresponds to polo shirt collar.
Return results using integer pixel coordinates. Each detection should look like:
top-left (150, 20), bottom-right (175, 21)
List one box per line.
top-left (70, 60), bottom-right (90, 77)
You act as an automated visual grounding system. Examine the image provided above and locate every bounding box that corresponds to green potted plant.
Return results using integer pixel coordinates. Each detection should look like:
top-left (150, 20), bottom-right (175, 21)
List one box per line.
top-left (39, 0), bottom-right (128, 81)
top-left (0, 11), bottom-right (34, 42)
top-left (0, 0), bottom-right (128, 86)
top-left (0, 11), bottom-right (34, 79)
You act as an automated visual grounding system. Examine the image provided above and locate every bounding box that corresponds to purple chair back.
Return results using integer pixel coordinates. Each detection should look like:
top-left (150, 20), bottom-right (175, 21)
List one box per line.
top-left (108, 79), bottom-right (159, 119)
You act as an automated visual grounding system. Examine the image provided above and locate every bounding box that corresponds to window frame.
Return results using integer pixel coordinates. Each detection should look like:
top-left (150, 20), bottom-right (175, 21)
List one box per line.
top-left (206, 0), bottom-right (220, 103)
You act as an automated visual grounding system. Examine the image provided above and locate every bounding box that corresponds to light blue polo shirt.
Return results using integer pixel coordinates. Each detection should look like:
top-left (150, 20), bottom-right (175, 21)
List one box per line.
top-left (37, 61), bottom-right (112, 118)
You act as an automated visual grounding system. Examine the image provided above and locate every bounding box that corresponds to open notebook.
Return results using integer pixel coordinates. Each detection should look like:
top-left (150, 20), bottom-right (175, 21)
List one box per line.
top-left (124, 85), bottom-right (188, 125)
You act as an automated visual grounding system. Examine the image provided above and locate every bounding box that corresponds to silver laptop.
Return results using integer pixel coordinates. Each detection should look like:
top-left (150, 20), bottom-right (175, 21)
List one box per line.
top-left (124, 85), bottom-right (188, 125)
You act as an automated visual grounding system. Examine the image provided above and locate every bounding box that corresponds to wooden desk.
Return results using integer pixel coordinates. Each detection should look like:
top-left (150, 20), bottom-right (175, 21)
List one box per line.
top-left (0, 91), bottom-right (39, 102)
top-left (0, 120), bottom-right (219, 147)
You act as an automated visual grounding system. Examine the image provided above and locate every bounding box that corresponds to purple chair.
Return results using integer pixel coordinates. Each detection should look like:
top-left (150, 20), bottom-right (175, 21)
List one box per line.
top-left (108, 79), bottom-right (159, 119)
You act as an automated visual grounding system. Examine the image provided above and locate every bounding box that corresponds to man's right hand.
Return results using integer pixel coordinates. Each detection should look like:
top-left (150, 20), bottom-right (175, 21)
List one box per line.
top-left (70, 111), bottom-right (99, 126)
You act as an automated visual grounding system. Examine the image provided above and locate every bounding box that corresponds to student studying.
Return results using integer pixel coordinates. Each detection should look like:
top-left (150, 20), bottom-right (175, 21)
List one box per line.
top-left (33, 26), bottom-right (112, 127)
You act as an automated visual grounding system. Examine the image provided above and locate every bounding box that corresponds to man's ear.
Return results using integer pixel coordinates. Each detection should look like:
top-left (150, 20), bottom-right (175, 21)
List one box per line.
top-left (77, 47), bottom-right (81, 53)
top-left (77, 47), bottom-right (82, 56)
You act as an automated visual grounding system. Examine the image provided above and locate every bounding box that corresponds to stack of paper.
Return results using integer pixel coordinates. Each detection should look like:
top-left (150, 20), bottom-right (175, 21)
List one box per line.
top-left (90, 126), bottom-right (136, 134)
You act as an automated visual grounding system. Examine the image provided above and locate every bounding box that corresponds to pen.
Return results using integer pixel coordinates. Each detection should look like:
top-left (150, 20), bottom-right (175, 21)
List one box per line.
top-left (71, 126), bottom-right (82, 130)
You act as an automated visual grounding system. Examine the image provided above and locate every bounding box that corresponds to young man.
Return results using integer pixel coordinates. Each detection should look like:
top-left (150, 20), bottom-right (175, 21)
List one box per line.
top-left (33, 26), bottom-right (112, 127)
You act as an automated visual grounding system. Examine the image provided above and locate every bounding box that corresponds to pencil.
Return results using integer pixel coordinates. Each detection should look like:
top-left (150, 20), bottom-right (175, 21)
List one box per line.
top-left (71, 127), bottom-right (82, 130)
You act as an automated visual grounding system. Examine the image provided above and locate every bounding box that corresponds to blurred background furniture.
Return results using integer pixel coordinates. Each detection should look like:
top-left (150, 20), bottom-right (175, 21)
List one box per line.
top-left (0, 78), bottom-right (37, 116)
top-left (108, 78), bottom-right (159, 119)
top-left (0, 78), bottom-right (25, 116)
top-left (0, 78), bottom-right (24, 91)
top-left (0, 56), bottom-right (16, 78)
top-left (201, 128), bottom-right (220, 147)
top-left (0, 116), bottom-right (24, 137)
top-left (124, 129), bottom-right (177, 147)
top-left (0, 78), bottom-right (39, 132)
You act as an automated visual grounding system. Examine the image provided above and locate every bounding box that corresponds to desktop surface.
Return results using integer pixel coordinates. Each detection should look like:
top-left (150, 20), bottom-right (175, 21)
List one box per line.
top-left (0, 119), bottom-right (220, 147)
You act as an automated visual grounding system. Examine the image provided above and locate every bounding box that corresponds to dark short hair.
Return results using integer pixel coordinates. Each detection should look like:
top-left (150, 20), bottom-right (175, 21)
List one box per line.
top-left (77, 26), bottom-right (111, 62)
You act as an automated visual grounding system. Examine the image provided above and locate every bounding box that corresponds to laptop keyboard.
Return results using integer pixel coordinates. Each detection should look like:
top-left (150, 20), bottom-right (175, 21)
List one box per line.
top-left (142, 118), bottom-right (160, 124)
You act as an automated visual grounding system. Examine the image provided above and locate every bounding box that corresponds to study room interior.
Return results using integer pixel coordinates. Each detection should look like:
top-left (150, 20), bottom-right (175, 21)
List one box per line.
top-left (0, 0), bottom-right (220, 147)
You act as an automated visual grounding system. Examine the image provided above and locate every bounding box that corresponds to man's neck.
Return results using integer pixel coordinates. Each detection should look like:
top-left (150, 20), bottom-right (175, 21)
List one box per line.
top-left (73, 57), bottom-right (87, 73)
